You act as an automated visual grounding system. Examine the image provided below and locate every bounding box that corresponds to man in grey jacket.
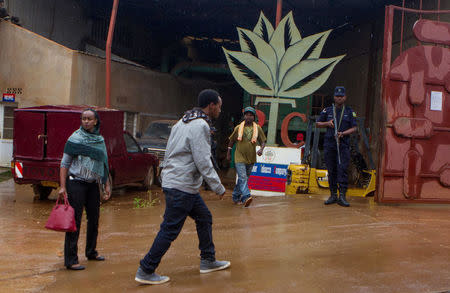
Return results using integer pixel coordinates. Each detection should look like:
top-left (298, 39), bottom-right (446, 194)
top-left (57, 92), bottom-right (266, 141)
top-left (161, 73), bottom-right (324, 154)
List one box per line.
top-left (135, 89), bottom-right (230, 285)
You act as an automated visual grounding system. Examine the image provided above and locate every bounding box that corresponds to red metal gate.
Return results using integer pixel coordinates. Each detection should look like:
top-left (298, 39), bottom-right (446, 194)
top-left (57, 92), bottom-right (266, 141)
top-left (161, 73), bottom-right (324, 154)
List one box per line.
top-left (377, 5), bottom-right (450, 203)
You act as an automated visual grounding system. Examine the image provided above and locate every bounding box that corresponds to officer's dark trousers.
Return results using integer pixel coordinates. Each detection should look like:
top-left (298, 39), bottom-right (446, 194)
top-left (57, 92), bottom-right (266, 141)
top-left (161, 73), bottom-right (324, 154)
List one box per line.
top-left (64, 179), bottom-right (100, 267)
top-left (324, 143), bottom-right (351, 191)
top-left (140, 188), bottom-right (215, 274)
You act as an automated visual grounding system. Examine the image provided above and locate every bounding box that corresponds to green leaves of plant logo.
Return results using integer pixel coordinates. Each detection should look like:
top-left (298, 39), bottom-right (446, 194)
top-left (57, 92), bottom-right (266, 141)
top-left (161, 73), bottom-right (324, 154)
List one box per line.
top-left (223, 11), bottom-right (345, 99)
top-left (253, 12), bottom-right (274, 43)
top-left (223, 48), bottom-right (274, 96)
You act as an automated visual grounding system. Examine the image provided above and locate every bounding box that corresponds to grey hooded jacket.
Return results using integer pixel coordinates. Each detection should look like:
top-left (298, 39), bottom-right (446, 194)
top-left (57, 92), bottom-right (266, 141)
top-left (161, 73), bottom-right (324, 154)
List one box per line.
top-left (160, 118), bottom-right (225, 195)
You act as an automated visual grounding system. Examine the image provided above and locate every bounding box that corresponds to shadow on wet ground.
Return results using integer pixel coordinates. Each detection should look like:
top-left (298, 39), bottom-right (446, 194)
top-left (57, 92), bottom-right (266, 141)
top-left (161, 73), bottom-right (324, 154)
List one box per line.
top-left (0, 178), bottom-right (449, 292)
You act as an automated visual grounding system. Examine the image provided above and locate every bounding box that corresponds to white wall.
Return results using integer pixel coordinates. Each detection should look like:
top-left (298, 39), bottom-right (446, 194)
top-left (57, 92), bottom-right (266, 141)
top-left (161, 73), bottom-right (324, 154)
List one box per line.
top-left (0, 140), bottom-right (12, 167)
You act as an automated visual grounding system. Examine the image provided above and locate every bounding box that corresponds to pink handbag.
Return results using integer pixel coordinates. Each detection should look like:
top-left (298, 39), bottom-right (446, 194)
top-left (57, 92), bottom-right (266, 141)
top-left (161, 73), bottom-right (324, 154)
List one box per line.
top-left (45, 195), bottom-right (77, 232)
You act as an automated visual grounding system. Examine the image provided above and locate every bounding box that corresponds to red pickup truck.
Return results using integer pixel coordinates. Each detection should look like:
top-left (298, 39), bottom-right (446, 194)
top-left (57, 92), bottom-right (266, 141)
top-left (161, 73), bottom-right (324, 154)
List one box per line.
top-left (11, 105), bottom-right (159, 200)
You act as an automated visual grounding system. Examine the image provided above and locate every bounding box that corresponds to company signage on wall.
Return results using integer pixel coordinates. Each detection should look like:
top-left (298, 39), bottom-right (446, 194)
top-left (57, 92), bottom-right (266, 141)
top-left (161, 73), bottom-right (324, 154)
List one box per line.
top-left (223, 11), bottom-right (345, 145)
top-left (248, 146), bottom-right (302, 196)
top-left (2, 93), bottom-right (15, 102)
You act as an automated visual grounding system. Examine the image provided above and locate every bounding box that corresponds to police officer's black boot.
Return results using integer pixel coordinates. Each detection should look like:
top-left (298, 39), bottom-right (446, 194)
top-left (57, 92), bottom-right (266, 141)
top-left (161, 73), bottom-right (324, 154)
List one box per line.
top-left (324, 189), bottom-right (338, 205)
top-left (338, 187), bottom-right (350, 207)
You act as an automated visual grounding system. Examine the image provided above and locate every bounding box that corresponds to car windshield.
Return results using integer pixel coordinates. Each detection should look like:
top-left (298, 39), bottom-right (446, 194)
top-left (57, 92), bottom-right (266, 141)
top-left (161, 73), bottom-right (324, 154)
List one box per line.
top-left (144, 122), bottom-right (172, 140)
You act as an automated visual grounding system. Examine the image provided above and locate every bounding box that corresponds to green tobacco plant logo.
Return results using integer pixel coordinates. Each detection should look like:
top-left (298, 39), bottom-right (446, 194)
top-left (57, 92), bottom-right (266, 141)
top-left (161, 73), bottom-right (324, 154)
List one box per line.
top-left (223, 11), bottom-right (345, 145)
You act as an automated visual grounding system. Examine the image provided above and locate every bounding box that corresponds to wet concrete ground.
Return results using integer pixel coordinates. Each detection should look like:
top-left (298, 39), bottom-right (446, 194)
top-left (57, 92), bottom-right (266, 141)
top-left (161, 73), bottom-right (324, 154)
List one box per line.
top-left (0, 178), bottom-right (449, 293)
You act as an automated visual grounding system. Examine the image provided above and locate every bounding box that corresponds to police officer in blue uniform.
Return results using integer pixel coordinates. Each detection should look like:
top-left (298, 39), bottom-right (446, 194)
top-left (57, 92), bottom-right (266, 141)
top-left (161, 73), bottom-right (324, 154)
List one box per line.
top-left (316, 86), bottom-right (357, 207)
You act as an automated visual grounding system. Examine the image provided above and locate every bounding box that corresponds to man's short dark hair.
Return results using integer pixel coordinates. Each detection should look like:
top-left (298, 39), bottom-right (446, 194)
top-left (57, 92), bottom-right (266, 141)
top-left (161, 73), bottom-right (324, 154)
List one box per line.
top-left (198, 89), bottom-right (220, 108)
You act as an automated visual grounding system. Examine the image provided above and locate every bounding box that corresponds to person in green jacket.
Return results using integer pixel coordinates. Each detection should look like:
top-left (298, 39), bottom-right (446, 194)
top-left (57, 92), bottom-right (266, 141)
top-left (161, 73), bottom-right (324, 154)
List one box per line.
top-left (227, 107), bottom-right (266, 207)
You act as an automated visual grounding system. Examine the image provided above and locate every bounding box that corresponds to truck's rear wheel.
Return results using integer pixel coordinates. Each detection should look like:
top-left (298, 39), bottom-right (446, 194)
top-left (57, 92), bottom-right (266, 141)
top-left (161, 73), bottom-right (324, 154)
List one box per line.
top-left (32, 184), bottom-right (53, 200)
top-left (143, 166), bottom-right (155, 189)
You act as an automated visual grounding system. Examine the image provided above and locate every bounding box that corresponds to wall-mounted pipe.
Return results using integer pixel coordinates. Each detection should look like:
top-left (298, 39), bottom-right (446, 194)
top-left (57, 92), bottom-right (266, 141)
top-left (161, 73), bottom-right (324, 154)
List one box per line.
top-left (106, 0), bottom-right (119, 108)
top-left (276, 0), bottom-right (282, 27)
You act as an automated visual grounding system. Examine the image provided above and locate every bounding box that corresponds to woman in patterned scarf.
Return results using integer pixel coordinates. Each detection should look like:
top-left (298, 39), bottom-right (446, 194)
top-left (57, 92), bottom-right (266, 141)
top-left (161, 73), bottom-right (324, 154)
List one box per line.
top-left (58, 108), bottom-right (111, 270)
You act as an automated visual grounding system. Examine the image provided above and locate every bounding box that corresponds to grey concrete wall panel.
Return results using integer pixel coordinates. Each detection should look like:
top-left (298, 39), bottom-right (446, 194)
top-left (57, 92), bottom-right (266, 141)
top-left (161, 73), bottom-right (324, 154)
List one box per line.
top-left (6, 0), bottom-right (91, 50)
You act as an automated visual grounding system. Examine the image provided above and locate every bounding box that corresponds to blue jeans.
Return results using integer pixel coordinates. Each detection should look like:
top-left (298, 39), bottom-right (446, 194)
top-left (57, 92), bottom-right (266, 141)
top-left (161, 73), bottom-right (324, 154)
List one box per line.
top-left (232, 163), bottom-right (254, 203)
top-left (140, 188), bottom-right (215, 273)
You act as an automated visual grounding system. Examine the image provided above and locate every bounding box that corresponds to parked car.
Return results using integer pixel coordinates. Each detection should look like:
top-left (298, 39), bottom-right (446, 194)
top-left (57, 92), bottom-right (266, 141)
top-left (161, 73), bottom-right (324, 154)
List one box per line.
top-left (11, 105), bottom-right (159, 200)
top-left (136, 119), bottom-right (177, 183)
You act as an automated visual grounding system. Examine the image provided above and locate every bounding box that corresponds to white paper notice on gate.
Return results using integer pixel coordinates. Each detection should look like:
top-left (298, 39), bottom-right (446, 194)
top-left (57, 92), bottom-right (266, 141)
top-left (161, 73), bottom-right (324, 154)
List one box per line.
top-left (430, 91), bottom-right (443, 111)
